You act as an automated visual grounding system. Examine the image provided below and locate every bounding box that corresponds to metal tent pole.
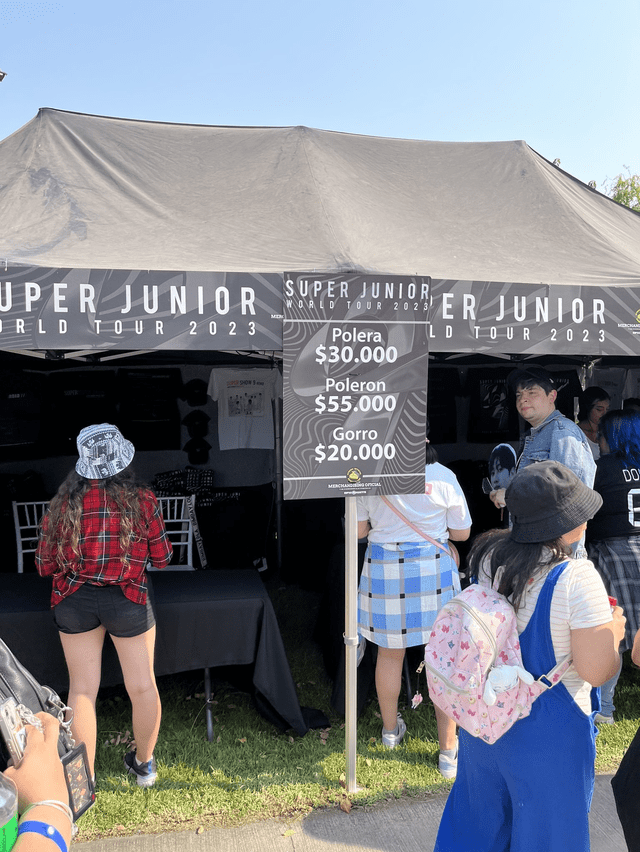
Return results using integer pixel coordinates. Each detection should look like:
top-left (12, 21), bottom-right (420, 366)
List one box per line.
top-left (274, 393), bottom-right (283, 573)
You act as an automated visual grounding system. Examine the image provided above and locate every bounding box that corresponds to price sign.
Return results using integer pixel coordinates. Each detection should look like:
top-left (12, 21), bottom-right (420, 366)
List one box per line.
top-left (283, 273), bottom-right (430, 500)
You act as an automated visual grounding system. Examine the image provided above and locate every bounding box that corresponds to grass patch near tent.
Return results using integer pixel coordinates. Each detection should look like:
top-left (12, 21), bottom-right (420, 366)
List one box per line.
top-left (75, 582), bottom-right (640, 840)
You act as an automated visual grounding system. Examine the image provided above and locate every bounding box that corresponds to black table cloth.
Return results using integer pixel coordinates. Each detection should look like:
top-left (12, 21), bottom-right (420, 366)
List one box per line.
top-left (0, 569), bottom-right (308, 736)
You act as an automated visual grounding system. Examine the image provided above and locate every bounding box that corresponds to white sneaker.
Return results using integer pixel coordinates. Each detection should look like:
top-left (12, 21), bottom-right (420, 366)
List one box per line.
top-left (438, 743), bottom-right (458, 779)
top-left (381, 715), bottom-right (406, 749)
top-left (594, 713), bottom-right (615, 725)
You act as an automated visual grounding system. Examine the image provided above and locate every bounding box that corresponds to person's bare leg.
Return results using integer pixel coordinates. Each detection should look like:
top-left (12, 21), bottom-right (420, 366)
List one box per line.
top-left (59, 626), bottom-right (106, 775)
top-left (375, 646), bottom-right (406, 731)
top-left (111, 626), bottom-right (161, 762)
top-left (434, 705), bottom-right (457, 751)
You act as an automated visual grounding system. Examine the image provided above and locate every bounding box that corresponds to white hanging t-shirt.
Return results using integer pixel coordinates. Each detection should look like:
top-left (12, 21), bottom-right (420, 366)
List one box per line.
top-left (208, 368), bottom-right (281, 450)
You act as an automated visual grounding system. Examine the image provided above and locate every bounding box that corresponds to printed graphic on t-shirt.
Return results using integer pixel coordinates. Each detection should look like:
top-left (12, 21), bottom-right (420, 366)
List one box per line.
top-left (208, 369), bottom-right (281, 450)
top-left (227, 388), bottom-right (265, 418)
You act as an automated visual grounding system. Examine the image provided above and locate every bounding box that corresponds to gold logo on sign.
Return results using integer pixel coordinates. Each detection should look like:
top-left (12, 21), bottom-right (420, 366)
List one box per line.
top-left (346, 468), bottom-right (362, 483)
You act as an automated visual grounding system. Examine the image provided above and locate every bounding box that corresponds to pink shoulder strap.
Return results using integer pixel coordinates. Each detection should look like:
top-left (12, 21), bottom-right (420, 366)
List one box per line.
top-left (380, 496), bottom-right (451, 556)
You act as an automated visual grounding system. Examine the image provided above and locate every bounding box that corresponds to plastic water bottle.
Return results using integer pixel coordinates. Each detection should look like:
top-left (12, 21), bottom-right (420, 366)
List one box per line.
top-left (0, 773), bottom-right (18, 852)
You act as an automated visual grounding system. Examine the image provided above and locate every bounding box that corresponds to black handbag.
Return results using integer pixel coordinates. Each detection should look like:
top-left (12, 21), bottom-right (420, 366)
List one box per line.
top-left (0, 636), bottom-right (96, 819)
top-left (0, 635), bottom-right (75, 771)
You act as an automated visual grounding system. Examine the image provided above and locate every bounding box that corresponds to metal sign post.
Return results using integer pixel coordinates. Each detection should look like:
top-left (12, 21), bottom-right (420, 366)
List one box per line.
top-left (344, 496), bottom-right (359, 792)
top-left (282, 272), bottom-right (430, 792)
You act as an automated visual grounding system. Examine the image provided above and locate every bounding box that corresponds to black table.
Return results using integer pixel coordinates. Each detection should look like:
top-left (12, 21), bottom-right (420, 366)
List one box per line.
top-left (0, 570), bottom-right (308, 737)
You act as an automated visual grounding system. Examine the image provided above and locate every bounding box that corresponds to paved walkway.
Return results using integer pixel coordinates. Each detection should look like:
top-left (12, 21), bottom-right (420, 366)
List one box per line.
top-left (76, 773), bottom-right (627, 852)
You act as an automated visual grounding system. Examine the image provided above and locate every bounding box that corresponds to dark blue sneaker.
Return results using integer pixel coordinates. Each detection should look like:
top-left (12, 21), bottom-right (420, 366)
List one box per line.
top-left (124, 750), bottom-right (157, 788)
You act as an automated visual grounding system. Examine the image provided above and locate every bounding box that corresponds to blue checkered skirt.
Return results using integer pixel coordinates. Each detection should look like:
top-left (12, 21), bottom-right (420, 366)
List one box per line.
top-left (358, 540), bottom-right (461, 649)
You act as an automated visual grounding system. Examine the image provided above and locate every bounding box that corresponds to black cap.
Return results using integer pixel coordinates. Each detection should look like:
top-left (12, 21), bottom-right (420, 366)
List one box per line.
top-left (183, 410), bottom-right (210, 437)
top-left (183, 437), bottom-right (211, 465)
top-left (507, 365), bottom-right (556, 395)
top-left (506, 460), bottom-right (602, 543)
top-left (181, 378), bottom-right (208, 407)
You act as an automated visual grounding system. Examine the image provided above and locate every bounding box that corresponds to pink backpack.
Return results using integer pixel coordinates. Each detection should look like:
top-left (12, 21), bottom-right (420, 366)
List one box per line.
top-left (422, 580), bottom-right (572, 744)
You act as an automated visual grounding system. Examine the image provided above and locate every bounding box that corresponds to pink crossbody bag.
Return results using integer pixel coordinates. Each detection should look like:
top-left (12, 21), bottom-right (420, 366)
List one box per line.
top-left (380, 496), bottom-right (459, 567)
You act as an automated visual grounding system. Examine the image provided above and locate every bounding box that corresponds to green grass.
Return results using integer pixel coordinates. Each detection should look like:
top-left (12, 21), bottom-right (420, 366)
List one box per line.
top-left (592, 669), bottom-right (640, 772)
top-left (75, 582), bottom-right (640, 840)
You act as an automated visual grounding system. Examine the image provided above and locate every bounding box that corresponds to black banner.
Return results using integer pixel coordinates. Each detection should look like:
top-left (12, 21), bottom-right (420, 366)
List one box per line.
top-left (282, 274), bottom-right (430, 500)
top-left (0, 266), bottom-right (283, 350)
top-left (1, 266), bottom-right (640, 356)
top-left (427, 279), bottom-right (640, 356)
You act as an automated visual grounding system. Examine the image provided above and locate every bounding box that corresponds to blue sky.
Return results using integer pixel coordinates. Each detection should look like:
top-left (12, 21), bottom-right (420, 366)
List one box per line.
top-left (0, 0), bottom-right (638, 189)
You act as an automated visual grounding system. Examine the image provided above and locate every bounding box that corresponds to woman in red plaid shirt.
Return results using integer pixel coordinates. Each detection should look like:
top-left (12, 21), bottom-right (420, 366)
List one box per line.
top-left (36, 424), bottom-right (173, 788)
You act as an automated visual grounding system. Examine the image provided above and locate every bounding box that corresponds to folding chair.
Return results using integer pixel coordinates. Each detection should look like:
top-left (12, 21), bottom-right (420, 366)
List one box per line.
top-left (12, 501), bottom-right (49, 573)
top-left (156, 495), bottom-right (214, 735)
top-left (150, 495), bottom-right (197, 571)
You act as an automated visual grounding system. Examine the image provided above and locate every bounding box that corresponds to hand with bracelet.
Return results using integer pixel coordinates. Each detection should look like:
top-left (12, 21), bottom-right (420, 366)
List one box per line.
top-left (4, 713), bottom-right (73, 852)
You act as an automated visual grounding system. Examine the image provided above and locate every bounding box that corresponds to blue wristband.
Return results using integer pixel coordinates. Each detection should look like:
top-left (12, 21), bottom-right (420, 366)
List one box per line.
top-left (17, 820), bottom-right (68, 852)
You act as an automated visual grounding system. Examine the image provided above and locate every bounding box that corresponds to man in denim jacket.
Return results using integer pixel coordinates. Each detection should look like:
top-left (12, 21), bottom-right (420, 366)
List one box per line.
top-left (490, 366), bottom-right (596, 555)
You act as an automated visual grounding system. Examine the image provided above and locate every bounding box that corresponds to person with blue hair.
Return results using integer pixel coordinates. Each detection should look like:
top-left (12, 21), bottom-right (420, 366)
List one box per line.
top-left (587, 408), bottom-right (640, 724)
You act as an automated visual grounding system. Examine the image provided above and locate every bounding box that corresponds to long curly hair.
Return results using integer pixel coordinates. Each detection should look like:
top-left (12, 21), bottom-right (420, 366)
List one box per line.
top-left (467, 527), bottom-right (570, 612)
top-left (41, 467), bottom-right (148, 571)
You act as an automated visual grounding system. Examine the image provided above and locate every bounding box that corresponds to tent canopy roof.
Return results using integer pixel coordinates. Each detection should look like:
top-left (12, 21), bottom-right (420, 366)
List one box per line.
top-left (2, 108), bottom-right (640, 286)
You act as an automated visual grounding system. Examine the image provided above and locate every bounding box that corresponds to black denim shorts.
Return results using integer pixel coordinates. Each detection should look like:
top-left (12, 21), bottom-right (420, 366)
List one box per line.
top-left (53, 583), bottom-right (155, 637)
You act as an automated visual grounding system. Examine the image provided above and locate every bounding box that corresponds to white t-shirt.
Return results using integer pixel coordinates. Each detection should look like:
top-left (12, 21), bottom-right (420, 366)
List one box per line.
top-left (478, 557), bottom-right (612, 714)
top-left (207, 368), bottom-right (281, 450)
top-left (586, 434), bottom-right (600, 460)
top-left (356, 462), bottom-right (471, 543)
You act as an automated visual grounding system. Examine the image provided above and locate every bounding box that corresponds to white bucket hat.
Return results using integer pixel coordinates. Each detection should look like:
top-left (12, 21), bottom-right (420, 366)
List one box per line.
top-left (75, 423), bottom-right (135, 480)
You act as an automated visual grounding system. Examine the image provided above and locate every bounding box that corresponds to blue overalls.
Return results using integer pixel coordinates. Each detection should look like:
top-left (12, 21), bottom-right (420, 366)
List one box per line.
top-left (434, 562), bottom-right (600, 852)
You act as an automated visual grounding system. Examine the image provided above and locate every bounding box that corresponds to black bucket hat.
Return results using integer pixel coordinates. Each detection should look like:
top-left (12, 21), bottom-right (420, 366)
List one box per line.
top-left (506, 460), bottom-right (602, 543)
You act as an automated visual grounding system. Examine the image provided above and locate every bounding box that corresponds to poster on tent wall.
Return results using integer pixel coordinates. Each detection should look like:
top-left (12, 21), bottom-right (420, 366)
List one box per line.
top-left (0, 266), bottom-right (284, 350)
top-left (282, 273), bottom-right (430, 501)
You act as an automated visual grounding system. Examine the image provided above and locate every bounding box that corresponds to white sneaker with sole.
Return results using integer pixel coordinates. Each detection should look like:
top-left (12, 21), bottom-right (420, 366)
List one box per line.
top-left (381, 715), bottom-right (406, 749)
top-left (438, 743), bottom-right (458, 779)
